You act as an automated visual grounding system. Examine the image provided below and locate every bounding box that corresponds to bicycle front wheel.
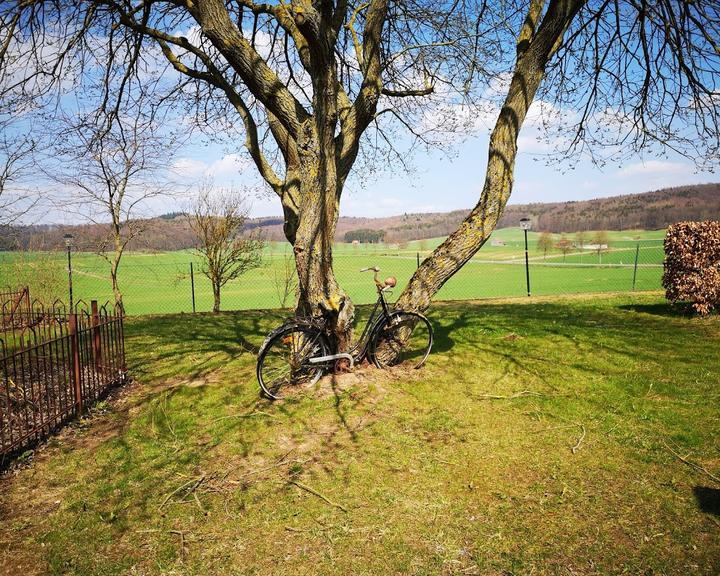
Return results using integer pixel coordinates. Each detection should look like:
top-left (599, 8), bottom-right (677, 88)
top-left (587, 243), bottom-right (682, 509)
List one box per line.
top-left (257, 325), bottom-right (329, 400)
top-left (370, 312), bottom-right (433, 369)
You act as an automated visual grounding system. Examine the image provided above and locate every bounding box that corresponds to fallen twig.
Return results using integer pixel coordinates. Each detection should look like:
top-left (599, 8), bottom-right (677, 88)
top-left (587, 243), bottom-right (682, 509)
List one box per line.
top-left (475, 390), bottom-right (542, 400)
top-left (663, 441), bottom-right (720, 484)
top-left (212, 408), bottom-right (277, 423)
top-left (290, 480), bottom-right (348, 512)
top-left (532, 424), bottom-right (578, 434)
top-left (169, 530), bottom-right (187, 562)
top-left (232, 452), bottom-right (305, 481)
top-left (571, 425), bottom-right (586, 454)
top-left (160, 476), bottom-right (205, 509)
top-left (193, 490), bottom-right (206, 515)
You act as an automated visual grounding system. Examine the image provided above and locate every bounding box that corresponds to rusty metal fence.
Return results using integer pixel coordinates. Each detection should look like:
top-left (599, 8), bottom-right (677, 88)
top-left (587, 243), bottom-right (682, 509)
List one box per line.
top-left (0, 286), bottom-right (31, 330)
top-left (0, 297), bottom-right (126, 460)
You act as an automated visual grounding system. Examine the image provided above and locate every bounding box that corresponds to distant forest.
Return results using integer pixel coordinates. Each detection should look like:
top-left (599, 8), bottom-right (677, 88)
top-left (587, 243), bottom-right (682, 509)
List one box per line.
top-left (2, 183), bottom-right (717, 251)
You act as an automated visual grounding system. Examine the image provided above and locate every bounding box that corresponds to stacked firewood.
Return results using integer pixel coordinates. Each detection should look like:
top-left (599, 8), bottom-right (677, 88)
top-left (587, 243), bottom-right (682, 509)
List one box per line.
top-left (663, 221), bottom-right (720, 315)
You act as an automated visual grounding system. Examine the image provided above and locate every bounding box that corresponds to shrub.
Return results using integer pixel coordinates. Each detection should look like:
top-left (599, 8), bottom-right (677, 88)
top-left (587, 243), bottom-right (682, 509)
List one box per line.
top-left (663, 221), bottom-right (720, 315)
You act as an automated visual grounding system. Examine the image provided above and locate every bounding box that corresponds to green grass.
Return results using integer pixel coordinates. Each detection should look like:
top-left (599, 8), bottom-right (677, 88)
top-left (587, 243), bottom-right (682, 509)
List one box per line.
top-left (1, 293), bottom-right (718, 575)
top-left (0, 228), bottom-right (666, 315)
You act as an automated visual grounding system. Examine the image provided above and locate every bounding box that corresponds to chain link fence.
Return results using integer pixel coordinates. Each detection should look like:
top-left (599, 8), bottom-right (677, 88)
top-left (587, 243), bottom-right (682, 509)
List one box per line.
top-left (20, 239), bottom-right (662, 315)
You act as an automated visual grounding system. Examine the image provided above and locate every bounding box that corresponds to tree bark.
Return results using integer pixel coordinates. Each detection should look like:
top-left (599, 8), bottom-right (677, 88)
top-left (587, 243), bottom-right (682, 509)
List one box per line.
top-left (396, 0), bottom-right (584, 313)
top-left (284, 12), bottom-right (365, 353)
top-left (212, 281), bottom-right (221, 313)
top-left (110, 263), bottom-right (122, 306)
top-left (107, 231), bottom-right (125, 307)
top-left (290, 121), bottom-right (355, 352)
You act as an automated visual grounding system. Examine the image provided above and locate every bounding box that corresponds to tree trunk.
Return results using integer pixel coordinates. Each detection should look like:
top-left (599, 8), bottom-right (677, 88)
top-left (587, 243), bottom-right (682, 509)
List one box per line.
top-left (290, 120), bottom-right (355, 352)
top-left (396, 0), bottom-right (583, 313)
top-left (110, 256), bottom-right (122, 307)
top-left (286, 46), bottom-right (357, 352)
top-left (212, 282), bottom-right (221, 313)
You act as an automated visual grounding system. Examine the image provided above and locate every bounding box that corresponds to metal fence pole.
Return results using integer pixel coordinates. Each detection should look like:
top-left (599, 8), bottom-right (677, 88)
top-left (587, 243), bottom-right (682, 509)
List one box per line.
top-left (417, 252), bottom-right (420, 268)
top-left (523, 228), bottom-right (531, 297)
top-left (68, 313), bottom-right (83, 413)
top-left (190, 262), bottom-right (196, 313)
top-left (91, 300), bottom-right (102, 371)
top-left (632, 243), bottom-right (640, 291)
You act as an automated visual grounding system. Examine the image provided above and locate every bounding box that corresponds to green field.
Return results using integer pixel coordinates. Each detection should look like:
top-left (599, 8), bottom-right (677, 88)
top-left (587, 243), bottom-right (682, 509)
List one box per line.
top-left (1, 293), bottom-right (718, 574)
top-left (0, 228), bottom-right (666, 315)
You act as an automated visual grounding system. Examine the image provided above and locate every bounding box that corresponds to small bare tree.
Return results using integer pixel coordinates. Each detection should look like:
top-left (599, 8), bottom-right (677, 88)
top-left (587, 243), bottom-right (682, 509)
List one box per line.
top-left (53, 107), bottom-right (178, 305)
top-left (189, 185), bottom-right (264, 313)
top-left (575, 231), bottom-right (587, 250)
top-left (273, 252), bottom-right (299, 310)
top-left (537, 232), bottom-right (554, 260)
top-left (592, 230), bottom-right (610, 262)
top-left (555, 235), bottom-right (573, 262)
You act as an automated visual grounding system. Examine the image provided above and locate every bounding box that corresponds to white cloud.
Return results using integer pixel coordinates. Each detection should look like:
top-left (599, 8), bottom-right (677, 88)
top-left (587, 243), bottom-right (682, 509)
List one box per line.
top-left (206, 153), bottom-right (252, 178)
top-left (616, 160), bottom-right (691, 178)
top-left (171, 157), bottom-right (207, 178)
top-left (170, 153), bottom-right (252, 180)
top-left (517, 134), bottom-right (552, 154)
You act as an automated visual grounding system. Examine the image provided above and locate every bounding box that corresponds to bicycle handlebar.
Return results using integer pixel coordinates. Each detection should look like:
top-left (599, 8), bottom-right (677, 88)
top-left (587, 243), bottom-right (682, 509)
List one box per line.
top-left (360, 266), bottom-right (392, 292)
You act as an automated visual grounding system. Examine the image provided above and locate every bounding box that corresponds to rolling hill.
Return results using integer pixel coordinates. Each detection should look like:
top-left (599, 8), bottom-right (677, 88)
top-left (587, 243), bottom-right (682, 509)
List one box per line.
top-left (2, 183), bottom-right (717, 251)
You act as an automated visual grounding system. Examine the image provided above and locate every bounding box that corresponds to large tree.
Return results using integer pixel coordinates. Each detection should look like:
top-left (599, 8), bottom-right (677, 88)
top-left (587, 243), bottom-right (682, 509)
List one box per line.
top-left (1, 1), bottom-right (718, 345)
top-left (396, 0), bottom-right (719, 312)
top-left (0, 0), bottom-right (494, 348)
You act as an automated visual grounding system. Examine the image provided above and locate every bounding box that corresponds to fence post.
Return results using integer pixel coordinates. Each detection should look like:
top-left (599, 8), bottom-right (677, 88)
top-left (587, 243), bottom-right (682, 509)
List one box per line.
top-left (632, 243), bottom-right (640, 291)
top-left (190, 262), bottom-right (196, 313)
top-left (22, 286), bottom-right (30, 325)
top-left (417, 252), bottom-right (420, 268)
top-left (68, 313), bottom-right (83, 413)
top-left (91, 300), bottom-right (102, 371)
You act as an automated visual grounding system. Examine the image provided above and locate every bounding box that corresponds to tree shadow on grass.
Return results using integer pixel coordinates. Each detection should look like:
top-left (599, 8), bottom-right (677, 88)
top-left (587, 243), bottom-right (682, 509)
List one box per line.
top-left (428, 310), bottom-right (473, 355)
top-left (693, 486), bottom-right (720, 517)
top-left (618, 302), bottom-right (696, 318)
top-left (125, 310), bottom-right (286, 382)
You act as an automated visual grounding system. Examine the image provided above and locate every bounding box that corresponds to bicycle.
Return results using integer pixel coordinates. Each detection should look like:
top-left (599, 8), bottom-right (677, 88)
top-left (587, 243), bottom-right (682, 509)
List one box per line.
top-left (256, 267), bottom-right (433, 400)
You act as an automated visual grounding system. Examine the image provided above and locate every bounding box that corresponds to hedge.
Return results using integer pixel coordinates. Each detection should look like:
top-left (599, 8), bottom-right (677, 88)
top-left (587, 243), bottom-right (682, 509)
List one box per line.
top-left (663, 221), bottom-right (720, 315)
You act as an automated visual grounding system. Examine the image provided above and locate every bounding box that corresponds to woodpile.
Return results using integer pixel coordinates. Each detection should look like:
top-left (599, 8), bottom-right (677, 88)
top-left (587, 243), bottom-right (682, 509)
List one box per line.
top-left (663, 221), bottom-right (720, 315)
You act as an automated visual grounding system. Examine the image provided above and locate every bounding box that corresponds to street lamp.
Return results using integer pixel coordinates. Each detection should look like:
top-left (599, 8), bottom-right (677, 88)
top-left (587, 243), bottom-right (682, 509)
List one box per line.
top-left (519, 218), bottom-right (531, 297)
top-left (63, 233), bottom-right (74, 311)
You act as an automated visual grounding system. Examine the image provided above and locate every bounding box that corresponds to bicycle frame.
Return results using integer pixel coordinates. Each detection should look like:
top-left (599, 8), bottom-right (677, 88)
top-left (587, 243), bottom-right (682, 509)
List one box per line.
top-left (271, 268), bottom-right (397, 372)
top-left (346, 287), bottom-right (393, 363)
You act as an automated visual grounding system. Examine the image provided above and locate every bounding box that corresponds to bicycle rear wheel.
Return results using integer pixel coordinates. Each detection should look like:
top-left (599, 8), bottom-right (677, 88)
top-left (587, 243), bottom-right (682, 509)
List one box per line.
top-left (370, 312), bottom-right (433, 369)
top-left (257, 325), bottom-right (329, 400)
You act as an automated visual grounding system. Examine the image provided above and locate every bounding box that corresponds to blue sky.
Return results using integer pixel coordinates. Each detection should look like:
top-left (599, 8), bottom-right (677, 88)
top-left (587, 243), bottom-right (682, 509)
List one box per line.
top-left (9, 107), bottom-right (715, 226)
top-left (169, 127), bottom-right (717, 221)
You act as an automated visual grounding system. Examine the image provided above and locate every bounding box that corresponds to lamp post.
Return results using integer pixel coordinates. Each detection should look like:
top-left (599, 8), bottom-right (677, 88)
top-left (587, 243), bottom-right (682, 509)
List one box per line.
top-left (63, 233), bottom-right (74, 311)
top-left (520, 218), bottom-right (531, 297)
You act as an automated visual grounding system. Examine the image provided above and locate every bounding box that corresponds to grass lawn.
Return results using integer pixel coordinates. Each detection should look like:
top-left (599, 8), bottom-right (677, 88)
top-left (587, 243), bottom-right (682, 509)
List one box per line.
top-left (1, 293), bottom-right (718, 575)
top-left (0, 228), bottom-right (665, 315)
